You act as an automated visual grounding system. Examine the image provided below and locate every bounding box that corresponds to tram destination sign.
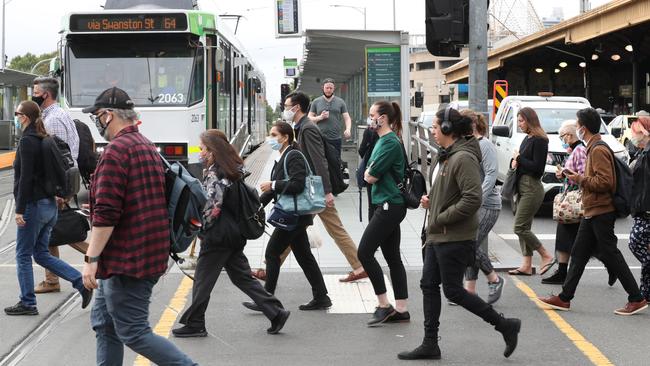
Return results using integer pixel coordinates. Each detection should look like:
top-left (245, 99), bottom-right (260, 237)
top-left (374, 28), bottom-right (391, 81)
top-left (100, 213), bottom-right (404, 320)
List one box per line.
top-left (366, 46), bottom-right (401, 97)
top-left (69, 13), bottom-right (188, 32)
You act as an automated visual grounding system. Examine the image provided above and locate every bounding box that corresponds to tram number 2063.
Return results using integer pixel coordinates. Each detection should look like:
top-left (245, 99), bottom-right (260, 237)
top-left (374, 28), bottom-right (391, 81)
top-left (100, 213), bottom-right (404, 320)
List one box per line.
top-left (156, 93), bottom-right (185, 104)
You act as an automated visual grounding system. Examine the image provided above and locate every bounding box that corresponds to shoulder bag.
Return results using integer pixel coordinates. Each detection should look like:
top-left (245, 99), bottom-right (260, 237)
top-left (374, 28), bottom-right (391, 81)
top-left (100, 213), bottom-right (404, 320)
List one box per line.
top-left (276, 150), bottom-right (326, 215)
top-left (552, 180), bottom-right (583, 224)
top-left (49, 203), bottom-right (90, 247)
top-left (501, 166), bottom-right (518, 200)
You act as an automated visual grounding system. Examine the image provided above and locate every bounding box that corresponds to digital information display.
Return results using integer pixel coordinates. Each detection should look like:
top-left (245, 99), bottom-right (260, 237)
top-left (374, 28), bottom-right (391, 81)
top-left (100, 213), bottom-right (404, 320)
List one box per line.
top-left (366, 46), bottom-right (401, 97)
top-left (69, 13), bottom-right (188, 32)
top-left (275, 0), bottom-right (301, 38)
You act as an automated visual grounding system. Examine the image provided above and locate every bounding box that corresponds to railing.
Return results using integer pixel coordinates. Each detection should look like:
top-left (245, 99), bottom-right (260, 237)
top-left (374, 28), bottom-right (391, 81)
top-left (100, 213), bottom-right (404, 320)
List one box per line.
top-left (230, 124), bottom-right (251, 157)
top-left (408, 120), bottom-right (439, 185)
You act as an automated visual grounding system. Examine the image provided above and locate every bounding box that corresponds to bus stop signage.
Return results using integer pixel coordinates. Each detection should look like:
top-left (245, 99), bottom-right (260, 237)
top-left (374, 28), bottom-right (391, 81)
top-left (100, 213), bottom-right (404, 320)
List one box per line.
top-left (366, 46), bottom-right (401, 97)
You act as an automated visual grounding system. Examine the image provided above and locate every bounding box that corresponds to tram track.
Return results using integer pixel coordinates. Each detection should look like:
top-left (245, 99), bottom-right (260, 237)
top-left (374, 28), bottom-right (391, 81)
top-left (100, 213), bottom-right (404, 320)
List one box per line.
top-left (0, 293), bottom-right (81, 366)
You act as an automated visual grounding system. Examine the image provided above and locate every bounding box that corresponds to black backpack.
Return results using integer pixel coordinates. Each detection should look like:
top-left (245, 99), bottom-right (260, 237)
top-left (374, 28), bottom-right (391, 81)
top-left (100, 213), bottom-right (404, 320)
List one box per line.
top-left (237, 179), bottom-right (266, 239)
top-left (595, 141), bottom-right (633, 218)
top-left (321, 137), bottom-right (349, 195)
top-left (73, 119), bottom-right (98, 180)
top-left (390, 138), bottom-right (427, 209)
top-left (41, 135), bottom-right (80, 198)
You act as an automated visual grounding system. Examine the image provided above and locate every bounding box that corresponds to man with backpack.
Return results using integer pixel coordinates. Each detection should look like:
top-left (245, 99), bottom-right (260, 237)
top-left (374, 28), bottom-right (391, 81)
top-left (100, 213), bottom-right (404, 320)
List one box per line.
top-left (81, 87), bottom-right (196, 365)
top-left (32, 77), bottom-right (86, 295)
top-left (539, 107), bottom-right (647, 316)
top-left (286, 92), bottom-right (367, 283)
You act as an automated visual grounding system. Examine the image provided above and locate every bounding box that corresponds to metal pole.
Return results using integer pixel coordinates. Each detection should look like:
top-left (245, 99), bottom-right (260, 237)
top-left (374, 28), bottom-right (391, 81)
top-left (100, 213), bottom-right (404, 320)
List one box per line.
top-left (363, 7), bottom-right (366, 30)
top-left (1, 0), bottom-right (5, 70)
top-left (468, 0), bottom-right (488, 119)
top-left (392, 0), bottom-right (396, 30)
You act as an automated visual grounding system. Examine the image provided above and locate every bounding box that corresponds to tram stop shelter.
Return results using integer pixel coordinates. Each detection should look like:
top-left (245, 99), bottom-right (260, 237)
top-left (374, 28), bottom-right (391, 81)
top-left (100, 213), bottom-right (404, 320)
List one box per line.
top-left (444, 0), bottom-right (650, 115)
top-left (298, 29), bottom-right (411, 152)
top-left (0, 68), bottom-right (37, 150)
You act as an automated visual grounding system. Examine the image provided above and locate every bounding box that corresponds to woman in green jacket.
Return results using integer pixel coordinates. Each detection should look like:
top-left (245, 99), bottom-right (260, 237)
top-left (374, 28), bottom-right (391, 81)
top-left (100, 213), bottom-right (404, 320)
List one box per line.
top-left (398, 107), bottom-right (520, 361)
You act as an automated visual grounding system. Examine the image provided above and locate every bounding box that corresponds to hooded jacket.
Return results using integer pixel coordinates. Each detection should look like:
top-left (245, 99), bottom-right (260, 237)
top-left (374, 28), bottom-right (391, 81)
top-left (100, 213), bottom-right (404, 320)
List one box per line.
top-left (426, 136), bottom-right (483, 244)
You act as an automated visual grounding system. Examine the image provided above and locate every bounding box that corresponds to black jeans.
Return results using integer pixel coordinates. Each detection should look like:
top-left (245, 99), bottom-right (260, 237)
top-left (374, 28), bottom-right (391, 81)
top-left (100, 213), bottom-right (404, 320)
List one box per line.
top-left (357, 203), bottom-right (408, 299)
top-left (366, 186), bottom-right (377, 221)
top-left (328, 138), bottom-right (342, 157)
top-left (422, 242), bottom-right (502, 339)
top-left (265, 225), bottom-right (328, 299)
top-left (179, 242), bottom-right (284, 328)
top-left (560, 212), bottom-right (643, 302)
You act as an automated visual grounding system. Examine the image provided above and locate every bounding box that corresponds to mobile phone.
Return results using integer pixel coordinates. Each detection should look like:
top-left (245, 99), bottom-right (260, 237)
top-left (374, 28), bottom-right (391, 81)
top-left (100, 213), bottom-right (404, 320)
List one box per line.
top-left (562, 168), bottom-right (576, 176)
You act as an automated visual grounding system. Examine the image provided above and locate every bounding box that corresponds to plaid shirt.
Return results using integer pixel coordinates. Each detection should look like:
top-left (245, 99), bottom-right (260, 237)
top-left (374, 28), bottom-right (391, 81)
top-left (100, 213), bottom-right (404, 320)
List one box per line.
top-left (90, 125), bottom-right (169, 279)
top-left (42, 103), bottom-right (80, 162)
top-left (565, 143), bottom-right (587, 186)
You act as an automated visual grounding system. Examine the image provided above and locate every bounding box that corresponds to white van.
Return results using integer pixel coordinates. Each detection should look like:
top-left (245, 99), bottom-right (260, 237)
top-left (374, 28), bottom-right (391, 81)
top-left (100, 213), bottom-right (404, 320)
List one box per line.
top-left (491, 95), bottom-right (628, 212)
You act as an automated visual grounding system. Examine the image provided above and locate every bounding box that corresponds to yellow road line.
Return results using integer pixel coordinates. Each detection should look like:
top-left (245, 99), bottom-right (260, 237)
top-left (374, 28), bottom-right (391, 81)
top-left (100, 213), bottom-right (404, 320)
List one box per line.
top-left (511, 277), bottom-right (613, 366)
top-left (133, 275), bottom-right (193, 366)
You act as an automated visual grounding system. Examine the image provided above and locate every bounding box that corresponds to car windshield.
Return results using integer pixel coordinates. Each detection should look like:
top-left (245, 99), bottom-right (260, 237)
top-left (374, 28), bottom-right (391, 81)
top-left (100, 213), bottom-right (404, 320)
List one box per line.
top-left (524, 107), bottom-right (607, 134)
top-left (421, 114), bottom-right (435, 128)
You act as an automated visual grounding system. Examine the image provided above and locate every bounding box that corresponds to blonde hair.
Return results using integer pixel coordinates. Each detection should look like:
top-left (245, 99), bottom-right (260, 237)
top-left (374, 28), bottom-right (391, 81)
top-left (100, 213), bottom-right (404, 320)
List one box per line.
top-left (558, 120), bottom-right (577, 138)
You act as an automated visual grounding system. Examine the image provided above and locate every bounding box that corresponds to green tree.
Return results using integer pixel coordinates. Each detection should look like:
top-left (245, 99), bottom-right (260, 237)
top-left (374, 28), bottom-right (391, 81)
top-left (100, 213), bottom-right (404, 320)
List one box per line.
top-left (9, 51), bottom-right (57, 75)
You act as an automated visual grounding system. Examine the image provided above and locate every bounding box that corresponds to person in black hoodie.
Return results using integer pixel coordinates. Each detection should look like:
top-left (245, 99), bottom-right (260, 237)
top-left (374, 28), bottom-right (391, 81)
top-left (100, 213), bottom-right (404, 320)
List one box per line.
top-left (5, 100), bottom-right (92, 316)
top-left (257, 121), bottom-right (330, 310)
top-left (173, 129), bottom-right (289, 337)
top-left (358, 120), bottom-right (379, 220)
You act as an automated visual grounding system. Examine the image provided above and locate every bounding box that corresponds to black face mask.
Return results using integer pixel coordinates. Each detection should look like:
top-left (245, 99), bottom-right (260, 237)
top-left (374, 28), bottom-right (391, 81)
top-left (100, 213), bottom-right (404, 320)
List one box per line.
top-left (32, 94), bottom-right (46, 107)
top-left (94, 113), bottom-right (112, 140)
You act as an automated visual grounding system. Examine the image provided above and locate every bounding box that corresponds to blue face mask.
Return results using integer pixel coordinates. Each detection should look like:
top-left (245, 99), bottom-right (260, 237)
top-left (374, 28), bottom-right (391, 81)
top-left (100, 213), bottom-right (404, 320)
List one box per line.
top-left (14, 116), bottom-right (21, 131)
top-left (562, 142), bottom-right (570, 150)
top-left (267, 138), bottom-right (282, 151)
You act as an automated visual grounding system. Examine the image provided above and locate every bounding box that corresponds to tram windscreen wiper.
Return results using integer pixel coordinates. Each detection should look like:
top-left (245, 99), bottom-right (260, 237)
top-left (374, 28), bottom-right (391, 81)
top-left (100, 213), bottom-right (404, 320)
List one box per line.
top-left (148, 94), bottom-right (161, 103)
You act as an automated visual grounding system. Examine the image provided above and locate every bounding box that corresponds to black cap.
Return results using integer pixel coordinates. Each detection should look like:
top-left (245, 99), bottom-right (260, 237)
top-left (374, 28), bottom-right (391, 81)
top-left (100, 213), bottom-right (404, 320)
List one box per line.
top-left (82, 87), bottom-right (134, 114)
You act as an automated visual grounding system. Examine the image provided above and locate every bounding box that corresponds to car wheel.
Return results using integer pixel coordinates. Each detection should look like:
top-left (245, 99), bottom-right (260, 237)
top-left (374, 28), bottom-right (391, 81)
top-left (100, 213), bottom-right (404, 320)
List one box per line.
top-left (511, 193), bottom-right (519, 215)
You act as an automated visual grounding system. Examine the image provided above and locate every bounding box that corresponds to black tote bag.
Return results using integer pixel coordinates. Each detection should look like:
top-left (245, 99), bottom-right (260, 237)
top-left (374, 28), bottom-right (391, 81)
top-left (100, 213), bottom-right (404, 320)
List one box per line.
top-left (49, 206), bottom-right (90, 247)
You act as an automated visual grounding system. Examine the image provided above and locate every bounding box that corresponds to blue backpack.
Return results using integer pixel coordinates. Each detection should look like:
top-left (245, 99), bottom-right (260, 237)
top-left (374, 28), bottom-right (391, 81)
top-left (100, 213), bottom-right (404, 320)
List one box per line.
top-left (161, 155), bottom-right (207, 263)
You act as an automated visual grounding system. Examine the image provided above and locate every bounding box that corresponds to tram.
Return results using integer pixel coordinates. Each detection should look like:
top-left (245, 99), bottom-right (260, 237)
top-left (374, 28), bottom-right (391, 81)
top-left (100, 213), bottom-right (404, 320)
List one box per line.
top-left (53, 0), bottom-right (268, 177)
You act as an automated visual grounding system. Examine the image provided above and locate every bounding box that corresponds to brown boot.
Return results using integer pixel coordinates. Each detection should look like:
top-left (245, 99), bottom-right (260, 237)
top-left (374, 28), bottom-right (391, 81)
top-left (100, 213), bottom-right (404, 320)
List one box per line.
top-left (34, 281), bottom-right (61, 294)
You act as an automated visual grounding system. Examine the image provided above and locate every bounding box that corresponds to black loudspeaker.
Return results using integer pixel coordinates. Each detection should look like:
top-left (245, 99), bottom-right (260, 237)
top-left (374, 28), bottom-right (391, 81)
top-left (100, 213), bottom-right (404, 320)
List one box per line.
top-left (440, 105), bottom-right (453, 135)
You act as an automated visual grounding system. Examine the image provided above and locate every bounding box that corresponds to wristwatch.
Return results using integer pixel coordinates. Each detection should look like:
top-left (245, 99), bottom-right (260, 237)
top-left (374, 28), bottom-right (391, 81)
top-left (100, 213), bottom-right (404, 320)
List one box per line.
top-left (84, 255), bottom-right (100, 264)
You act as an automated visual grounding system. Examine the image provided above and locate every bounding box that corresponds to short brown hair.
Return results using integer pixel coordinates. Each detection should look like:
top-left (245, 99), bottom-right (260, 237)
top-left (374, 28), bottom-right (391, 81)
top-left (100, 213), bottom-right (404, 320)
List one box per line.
top-left (461, 109), bottom-right (488, 137)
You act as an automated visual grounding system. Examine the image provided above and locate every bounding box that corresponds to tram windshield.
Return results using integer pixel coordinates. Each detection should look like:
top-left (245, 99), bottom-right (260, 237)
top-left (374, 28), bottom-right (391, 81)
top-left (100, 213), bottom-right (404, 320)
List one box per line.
top-left (66, 38), bottom-right (203, 107)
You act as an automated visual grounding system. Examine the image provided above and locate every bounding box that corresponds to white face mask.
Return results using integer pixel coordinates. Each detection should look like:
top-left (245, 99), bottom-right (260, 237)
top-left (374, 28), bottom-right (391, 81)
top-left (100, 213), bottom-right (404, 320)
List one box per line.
top-left (577, 126), bottom-right (585, 141)
top-left (282, 106), bottom-right (296, 122)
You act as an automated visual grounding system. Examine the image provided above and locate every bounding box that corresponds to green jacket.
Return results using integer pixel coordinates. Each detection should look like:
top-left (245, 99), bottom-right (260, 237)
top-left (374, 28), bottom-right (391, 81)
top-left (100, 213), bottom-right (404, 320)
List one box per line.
top-left (426, 136), bottom-right (483, 245)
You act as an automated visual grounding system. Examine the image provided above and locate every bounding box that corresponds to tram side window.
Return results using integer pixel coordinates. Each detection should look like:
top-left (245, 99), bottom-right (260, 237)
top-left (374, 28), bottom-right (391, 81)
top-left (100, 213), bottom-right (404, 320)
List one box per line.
top-left (189, 48), bottom-right (204, 105)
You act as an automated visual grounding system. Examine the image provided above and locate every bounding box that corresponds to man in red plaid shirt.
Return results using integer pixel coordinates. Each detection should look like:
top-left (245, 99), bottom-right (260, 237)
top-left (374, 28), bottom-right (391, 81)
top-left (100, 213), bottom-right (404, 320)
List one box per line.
top-left (81, 87), bottom-right (196, 366)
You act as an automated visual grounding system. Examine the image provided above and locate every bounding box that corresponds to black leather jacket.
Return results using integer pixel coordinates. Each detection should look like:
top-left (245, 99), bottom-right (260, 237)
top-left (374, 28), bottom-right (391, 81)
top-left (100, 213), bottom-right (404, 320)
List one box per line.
top-left (631, 145), bottom-right (650, 217)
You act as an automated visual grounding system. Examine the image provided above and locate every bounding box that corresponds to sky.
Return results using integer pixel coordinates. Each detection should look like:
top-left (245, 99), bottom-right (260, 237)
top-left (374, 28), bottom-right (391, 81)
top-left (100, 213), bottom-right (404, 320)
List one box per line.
top-left (3, 0), bottom-right (612, 106)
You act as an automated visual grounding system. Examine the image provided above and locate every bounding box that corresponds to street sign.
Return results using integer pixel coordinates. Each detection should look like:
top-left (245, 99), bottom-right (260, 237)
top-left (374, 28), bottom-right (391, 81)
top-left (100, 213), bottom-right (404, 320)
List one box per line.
top-left (366, 46), bottom-right (401, 97)
top-left (283, 58), bottom-right (298, 78)
top-left (275, 0), bottom-right (302, 38)
top-left (492, 80), bottom-right (508, 121)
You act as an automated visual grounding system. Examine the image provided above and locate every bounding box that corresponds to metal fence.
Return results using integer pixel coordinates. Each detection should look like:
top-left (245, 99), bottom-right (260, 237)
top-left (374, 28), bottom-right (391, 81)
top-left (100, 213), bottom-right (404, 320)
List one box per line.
top-left (408, 120), bottom-right (439, 186)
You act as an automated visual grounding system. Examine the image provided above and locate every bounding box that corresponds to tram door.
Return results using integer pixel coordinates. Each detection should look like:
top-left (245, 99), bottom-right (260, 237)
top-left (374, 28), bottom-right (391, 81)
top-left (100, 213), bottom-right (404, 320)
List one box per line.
top-left (206, 34), bottom-right (218, 130)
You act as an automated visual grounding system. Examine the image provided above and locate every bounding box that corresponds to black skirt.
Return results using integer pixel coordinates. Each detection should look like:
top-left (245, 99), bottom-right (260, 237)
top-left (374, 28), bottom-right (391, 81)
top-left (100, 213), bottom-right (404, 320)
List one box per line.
top-left (555, 222), bottom-right (580, 253)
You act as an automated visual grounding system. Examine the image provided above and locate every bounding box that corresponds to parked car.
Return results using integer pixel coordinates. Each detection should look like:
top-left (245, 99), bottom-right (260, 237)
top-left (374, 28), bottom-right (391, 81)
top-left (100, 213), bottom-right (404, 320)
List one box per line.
top-left (491, 95), bottom-right (628, 213)
top-left (448, 99), bottom-right (494, 126)
top-left (608, 115), bottom-right (639, 157)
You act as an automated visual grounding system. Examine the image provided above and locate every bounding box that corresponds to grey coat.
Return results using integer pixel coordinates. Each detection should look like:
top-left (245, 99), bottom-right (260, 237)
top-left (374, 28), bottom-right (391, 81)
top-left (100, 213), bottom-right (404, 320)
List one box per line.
top-left (295, 114), bottom-right (332, 194)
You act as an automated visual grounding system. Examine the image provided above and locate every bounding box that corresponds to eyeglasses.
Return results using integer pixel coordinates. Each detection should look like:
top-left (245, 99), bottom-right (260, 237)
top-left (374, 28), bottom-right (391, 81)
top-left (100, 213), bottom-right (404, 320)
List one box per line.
top-left (89, 110), bottom-right (111, 124)
top-left (14, 112), bottom-right (24, 116)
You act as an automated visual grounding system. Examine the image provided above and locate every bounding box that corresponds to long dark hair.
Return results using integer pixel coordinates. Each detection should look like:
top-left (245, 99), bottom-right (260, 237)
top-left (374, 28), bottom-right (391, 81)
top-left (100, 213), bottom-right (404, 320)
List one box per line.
top-left (19, 100), bottom-right (47, 137)
top-left (273, 121), bottom-right (298, 148)
top-left (373, 100), bottom-right (403, 137)
top-left (518, 107), bottom-right (548, 141)
top-left (199, 129), bottom-right (243, 181)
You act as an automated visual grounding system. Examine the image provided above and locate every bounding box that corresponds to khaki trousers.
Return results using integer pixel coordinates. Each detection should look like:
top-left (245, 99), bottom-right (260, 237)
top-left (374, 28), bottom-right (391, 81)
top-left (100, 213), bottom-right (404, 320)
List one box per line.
top-left (279, 206), bottom-right (361, 270)
top-left (44, 242), bottom-right (89, 284)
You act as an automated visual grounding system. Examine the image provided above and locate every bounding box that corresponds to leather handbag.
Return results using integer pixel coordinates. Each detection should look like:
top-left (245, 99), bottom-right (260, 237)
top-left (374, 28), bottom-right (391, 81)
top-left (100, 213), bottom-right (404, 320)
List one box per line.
top-left (49, 205), bottom-right (90, 247)
top-left (267, 204), bottom-right (300, 231)
top-left (553, 184), bottom-right (583, 224)
top-left (276, 150), bottom-right (326, 215)
top-left (501, 167), bottom-right (518, 200)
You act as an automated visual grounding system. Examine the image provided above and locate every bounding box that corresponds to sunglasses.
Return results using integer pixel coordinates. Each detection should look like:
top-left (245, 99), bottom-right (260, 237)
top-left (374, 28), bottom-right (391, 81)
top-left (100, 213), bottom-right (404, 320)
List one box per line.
top-left (14, 112), bottom-right (24, 116)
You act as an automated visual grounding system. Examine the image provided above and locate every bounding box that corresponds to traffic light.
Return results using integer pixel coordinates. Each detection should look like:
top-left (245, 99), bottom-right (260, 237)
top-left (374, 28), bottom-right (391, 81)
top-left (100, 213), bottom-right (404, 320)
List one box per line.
top-left (425, 0), bottom-right (468, 57)
top-left (280, 83), bottom-right (290, 109)
top-left (414, 91), bottom-right (424, 108)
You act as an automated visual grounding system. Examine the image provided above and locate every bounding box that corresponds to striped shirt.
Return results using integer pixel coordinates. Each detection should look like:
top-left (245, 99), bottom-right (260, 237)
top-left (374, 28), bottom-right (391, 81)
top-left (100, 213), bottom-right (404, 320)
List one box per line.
top-left (42, 103), bottom-right (80, 162)
top-left (90, 125), bottom-right (169, 279)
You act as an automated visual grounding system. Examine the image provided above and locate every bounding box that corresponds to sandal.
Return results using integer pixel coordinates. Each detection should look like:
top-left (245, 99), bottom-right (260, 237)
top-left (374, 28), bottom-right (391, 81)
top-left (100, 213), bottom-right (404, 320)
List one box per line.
top-left (508, 269), bottom-right (532, 276)
top-left (538, 258), bottom-right (558, 276)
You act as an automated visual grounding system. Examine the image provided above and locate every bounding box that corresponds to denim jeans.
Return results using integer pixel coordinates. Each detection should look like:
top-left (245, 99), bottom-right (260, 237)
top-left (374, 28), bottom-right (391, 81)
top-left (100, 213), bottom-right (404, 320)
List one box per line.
top-left (91, 275), bottom-right (196, 366)
top-left (16, 198), bottom-right (83, 307)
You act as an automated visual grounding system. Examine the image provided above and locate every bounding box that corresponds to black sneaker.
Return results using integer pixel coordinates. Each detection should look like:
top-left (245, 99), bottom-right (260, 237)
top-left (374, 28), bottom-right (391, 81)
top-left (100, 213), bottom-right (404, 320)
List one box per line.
top-left (4, 302), bottom-right (38, 316)
top-left (367, 305), bottom-right (396, 327)
top-left (81, 288), bottom-right (93, 309)
top-left (171, 325), bottom-right (208, 338)
top-left (385, 310), bottom-right (410, 323)
top-left (298, 297), bottom-right (332, 311)
top-left (242, 301), bottom-right (263, 312)
top-left (487, 275), bottom-right (506, 305)
top-left (495, 317), bottom-right (521, 358)
top-left (541, 270), bottom-right (566, 285)
top-left (267, 309), bottom-right (290, 334)
top-left (397, 338), bottom-right (441, 360)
